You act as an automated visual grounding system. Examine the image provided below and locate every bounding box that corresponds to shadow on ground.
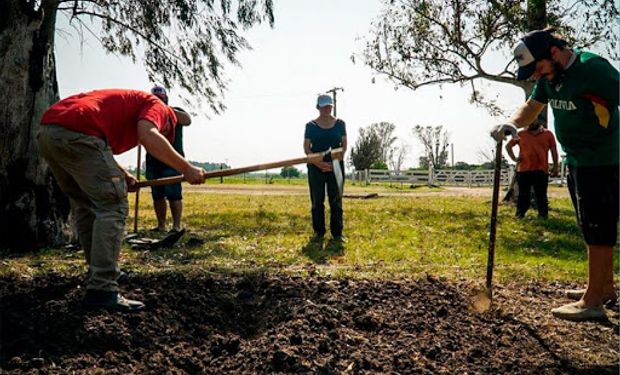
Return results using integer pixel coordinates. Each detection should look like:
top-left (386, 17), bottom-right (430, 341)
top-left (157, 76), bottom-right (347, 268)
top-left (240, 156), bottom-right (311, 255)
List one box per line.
top-left (302, 237), bottom-right (344, 264)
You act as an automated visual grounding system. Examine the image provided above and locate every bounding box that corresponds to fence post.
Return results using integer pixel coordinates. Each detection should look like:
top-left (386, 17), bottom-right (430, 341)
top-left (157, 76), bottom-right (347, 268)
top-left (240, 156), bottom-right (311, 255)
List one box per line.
top-left (427, 164), bottom-right (434, 187)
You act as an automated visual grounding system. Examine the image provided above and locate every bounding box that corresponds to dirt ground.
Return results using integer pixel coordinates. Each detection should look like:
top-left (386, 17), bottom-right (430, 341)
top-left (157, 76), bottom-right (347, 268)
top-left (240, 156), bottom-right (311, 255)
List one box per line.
top-left (1, 272), bottom-right (617, 374)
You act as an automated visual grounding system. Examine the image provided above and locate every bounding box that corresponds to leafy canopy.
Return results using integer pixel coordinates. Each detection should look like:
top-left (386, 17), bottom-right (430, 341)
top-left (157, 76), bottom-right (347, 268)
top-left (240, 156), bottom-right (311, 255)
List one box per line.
top-left (349, 126), bottom-right (382, 170)
top-left (358, 0), bottom-right (618, 115)
top-left (57, 0), bottom-right (274, 113)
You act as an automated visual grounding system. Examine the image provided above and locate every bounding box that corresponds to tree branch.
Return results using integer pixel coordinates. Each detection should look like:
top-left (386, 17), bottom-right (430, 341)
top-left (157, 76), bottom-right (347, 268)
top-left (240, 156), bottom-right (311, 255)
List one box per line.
top-left (71, 10), bottom-right (180, 63)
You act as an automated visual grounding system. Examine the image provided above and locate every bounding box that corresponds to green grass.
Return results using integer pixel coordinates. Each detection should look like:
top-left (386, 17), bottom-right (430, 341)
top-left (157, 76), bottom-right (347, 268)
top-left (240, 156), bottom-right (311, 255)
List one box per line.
top-left (3, 187), bottom-right (615, 285)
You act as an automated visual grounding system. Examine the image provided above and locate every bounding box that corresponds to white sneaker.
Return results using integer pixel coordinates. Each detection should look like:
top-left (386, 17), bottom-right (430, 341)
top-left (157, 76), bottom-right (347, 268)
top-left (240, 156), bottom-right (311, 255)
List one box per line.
top-left (551, 302), bottom-right (607, 322)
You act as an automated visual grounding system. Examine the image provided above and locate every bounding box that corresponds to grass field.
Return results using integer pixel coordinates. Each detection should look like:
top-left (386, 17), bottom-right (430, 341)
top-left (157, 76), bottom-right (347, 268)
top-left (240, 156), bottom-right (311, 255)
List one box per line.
top-left (3, 184), bottom-right (615, 284)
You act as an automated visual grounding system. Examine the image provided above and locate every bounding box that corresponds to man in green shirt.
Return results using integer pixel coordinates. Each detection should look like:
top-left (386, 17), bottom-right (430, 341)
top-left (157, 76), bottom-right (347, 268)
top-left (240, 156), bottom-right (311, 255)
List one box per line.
top-left (492, 28), bottom-right (618, 321)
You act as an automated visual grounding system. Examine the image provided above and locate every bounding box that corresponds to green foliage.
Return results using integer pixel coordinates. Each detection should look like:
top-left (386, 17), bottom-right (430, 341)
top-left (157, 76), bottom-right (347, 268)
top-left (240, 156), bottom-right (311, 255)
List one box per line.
top-left (418, 156), bottom-right (429, 170)
top-left (359, 0), bottom-right (618, 114)
top-left (350, 122), bottom-right (400, 170)
top-left (280, 166), bottom-right (301, 178)
top-left (349, 126), bottom-right (382, 170)
top-left (370, 160), bottom-right (388, 170)
top-left (369, 122), bottom-right (397, 163)
top-left (454, 161), bottom-right (473, 170)
top-left (57, 0), bottom-right (274, 113)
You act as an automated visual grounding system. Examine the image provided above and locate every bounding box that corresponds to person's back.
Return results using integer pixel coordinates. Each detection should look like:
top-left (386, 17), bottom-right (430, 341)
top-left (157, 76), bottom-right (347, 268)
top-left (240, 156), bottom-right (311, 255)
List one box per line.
top-left (41, 89), bottom-right (177, 154)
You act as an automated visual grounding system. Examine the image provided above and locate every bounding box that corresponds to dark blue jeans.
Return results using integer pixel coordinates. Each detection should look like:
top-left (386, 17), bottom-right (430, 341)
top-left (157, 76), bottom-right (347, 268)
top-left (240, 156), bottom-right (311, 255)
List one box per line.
top-left (307, 164), bottom-right (343, 237)
top-left (516, 170), bottom-right (549, 218)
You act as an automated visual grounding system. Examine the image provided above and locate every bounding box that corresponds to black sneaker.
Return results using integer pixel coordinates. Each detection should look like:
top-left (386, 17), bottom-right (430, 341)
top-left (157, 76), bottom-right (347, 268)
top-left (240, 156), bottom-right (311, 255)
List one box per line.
top-left (82, 290), bottom-right (145, 312)
top-left (332, 235), bottom-right (347, 243)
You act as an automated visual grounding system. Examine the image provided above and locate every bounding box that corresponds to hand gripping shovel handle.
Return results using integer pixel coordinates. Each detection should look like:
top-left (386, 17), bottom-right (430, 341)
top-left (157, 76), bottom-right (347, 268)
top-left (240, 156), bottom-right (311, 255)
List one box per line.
top-left (136, 148), bottom-right (344, 189)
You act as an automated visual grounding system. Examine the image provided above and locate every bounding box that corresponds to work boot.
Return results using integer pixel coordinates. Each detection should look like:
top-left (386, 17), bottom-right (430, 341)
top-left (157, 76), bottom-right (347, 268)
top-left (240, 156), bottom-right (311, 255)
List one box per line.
top-left (82, 290), bottom-right (145, 312)
top-left (332, 235), bottom-right (347, 243)
top-left (551, 301), bottom-right (607, 322)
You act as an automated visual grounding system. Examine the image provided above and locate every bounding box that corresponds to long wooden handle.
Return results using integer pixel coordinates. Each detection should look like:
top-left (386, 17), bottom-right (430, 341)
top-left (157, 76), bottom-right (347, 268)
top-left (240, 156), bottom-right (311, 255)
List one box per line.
top-left (136, 147), bottom-right (344, 189)
top-left (133, 145), bottom-right (142, 233)
top-left (485, 139), bottom-right (503, 298)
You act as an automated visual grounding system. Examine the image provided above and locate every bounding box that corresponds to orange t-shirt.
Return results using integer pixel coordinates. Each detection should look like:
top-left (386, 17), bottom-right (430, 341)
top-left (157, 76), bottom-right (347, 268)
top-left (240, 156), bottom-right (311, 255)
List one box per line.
top-left (508, 128), bottom-right (557, 173)
top-left (40, 89), bottom-right (177, 155)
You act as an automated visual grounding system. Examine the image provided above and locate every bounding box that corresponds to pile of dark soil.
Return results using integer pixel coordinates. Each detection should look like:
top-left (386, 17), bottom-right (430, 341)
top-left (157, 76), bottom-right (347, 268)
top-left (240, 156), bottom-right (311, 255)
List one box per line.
top-left (1, 272), bottom-right (617, 374)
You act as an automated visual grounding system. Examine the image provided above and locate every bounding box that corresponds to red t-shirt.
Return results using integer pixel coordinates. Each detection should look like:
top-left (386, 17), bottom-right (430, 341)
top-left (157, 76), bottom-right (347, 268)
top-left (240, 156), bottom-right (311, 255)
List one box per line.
top-left (508, 128), bottom-right (557, 173)
top-left (40, 89), bottom-right (177, 154)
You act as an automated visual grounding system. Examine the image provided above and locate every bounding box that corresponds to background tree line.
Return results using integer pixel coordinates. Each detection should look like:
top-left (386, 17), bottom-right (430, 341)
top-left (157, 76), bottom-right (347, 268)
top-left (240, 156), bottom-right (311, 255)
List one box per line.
top-left (349, 122), bottom-right (510, 172)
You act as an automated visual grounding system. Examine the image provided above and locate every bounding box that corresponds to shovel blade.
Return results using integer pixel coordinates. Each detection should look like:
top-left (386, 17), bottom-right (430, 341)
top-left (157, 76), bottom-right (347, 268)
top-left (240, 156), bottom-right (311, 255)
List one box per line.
top-left (471, 289), bottom-right (492, 313)
top-left (332, 159), bottom-right (344, 197)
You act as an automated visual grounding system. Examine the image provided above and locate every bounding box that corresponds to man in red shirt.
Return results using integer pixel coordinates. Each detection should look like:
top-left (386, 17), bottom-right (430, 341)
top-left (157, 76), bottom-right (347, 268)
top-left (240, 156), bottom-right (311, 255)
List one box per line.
top-left (506, 120), bottom-right (559, 219)
top-left (38, 89), bottom-right (206, 311)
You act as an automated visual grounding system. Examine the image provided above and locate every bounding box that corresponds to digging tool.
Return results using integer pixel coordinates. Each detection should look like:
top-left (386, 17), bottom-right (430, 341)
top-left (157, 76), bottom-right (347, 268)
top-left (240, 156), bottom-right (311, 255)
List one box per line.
top-left (473, 128), bottom-right (517, 312)
top-left (324, 147), bottom-right (344, 197)
top-left (135, 147), bottom-right (344, 191)
top-left (133, 145), bottom-right (142, 233)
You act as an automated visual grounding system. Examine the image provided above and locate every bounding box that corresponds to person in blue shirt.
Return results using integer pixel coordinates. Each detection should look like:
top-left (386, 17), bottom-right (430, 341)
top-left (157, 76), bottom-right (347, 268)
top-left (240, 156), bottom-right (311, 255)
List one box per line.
top-left (303, 94), bottom-right (347, 241)
top-left (146, 86), bottom-right (192, 233)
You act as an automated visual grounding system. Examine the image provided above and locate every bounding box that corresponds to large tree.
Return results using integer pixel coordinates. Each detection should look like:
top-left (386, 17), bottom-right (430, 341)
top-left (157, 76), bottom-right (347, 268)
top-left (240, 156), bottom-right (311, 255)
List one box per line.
top-left (369, 121), bottom-right (397, 164)
top-left (349, 126), bottom-right (382, 171)
top-left (388, 141), bottom-right (409, 174)
top-left (0, 0), bottom-right (273, 251)
top-left (412, 125), bottom-right (450, 169)
top-left (359, 0), bottom-right (618, 114)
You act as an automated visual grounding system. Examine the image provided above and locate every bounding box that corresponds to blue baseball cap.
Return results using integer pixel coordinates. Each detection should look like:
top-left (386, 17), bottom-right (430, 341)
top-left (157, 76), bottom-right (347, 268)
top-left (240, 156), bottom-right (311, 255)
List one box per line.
top-left (151, 85), bottom-right (167, 96)
top-left (316, 94), bottom-right (334, 108)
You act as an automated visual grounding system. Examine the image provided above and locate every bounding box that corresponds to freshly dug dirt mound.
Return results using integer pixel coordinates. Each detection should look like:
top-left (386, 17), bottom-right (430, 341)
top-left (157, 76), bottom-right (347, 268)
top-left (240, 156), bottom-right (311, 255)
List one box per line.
top-left (1, 273), bottom-right (617, 374)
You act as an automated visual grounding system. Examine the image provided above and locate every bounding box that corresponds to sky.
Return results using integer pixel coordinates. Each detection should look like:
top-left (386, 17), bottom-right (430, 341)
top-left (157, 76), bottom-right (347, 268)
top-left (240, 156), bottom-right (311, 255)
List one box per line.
top-left (53, 0), bottom-right (575, 170)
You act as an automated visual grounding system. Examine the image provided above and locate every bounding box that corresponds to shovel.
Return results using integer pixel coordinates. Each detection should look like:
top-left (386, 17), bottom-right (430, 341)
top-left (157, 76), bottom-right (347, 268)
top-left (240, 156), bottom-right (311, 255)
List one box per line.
top-left (135, 148), bottom-right (344, 192)
top-left (473, 132), bottom-right (514, 312)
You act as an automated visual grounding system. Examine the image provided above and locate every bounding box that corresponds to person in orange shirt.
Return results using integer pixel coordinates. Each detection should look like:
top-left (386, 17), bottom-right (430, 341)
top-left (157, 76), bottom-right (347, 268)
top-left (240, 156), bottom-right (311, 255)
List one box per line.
top-left (506, 119), bottom-right (559, 219)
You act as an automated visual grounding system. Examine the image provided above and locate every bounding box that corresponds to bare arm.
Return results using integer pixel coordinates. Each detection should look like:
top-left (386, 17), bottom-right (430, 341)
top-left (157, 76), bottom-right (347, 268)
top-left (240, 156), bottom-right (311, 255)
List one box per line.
top-left (115, 161), bottom-right (139, 192)
top-left (173, 108), bottom-right (191, 126)
top-left (303, 138), bottom-right (312, 155)
top-left (550, 141), bottom-right (559, 177)
top-left (505, 141), bottom-right (519, 163)
top-left (509, 99), bottom-right (546, 128)
top-left (341, 136), bottom-right (347, 154)
top-left (137, 120), bottom-right (204, 183)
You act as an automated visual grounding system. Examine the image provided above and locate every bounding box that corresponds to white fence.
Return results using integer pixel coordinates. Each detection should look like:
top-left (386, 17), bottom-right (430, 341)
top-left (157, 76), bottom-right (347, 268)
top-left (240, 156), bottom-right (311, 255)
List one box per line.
top-left (351, 168), bottom-right (515, 187)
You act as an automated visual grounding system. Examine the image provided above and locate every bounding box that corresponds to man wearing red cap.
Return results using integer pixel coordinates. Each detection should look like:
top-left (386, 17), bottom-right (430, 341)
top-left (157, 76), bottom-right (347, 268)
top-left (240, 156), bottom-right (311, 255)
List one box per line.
top-left (492, 28), bottom-right (618, 321)
top-left (38, 89), bottom-right (206, 311)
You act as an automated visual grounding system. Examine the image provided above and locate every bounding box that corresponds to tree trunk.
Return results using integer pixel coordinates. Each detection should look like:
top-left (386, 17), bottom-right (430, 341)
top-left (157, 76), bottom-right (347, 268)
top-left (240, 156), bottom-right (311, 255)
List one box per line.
top-left (0, 0), bottom-right (70, 252)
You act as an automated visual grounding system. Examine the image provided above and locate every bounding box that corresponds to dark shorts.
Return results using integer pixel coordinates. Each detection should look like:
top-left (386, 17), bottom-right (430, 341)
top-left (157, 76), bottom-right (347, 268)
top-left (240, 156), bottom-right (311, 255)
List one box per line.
top-left (146, 166), bottom-right (182, 201)
top-left (567, 164), bottom-right (619, 246)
